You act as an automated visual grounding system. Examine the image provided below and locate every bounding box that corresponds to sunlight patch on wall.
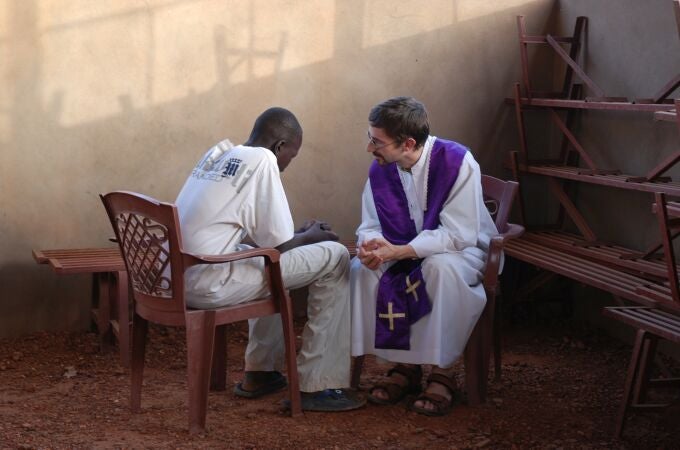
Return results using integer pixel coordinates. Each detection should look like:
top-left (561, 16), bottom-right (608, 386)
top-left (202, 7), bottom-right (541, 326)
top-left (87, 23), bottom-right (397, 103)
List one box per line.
top-left (456, 0), bottom-right (542, 22)
top-left (31, 0), bottom-right (335, 126)
top-left (362, 0), bottom-right (543, 48)
top-left (361, 0), bottom-right (455, 48)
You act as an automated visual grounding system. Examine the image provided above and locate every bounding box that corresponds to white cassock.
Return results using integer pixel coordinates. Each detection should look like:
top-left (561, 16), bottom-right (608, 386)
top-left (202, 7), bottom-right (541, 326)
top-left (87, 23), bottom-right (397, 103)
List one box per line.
top-left (350, 135), bottom-right (498, 368)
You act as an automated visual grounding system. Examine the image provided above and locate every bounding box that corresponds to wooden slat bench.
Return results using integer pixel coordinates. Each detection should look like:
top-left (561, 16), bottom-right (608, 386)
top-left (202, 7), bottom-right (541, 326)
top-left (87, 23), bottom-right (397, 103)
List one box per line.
top-left (33, 242), bottom-right (358, 368)
top-left (504, 237), bottom-right (679, 309)
top-left (520, 230), bottom-right (680, 280)
top-left (33, 247), bottom-right (130, 367)
top-left (602, 306), bottom-right (680, 437)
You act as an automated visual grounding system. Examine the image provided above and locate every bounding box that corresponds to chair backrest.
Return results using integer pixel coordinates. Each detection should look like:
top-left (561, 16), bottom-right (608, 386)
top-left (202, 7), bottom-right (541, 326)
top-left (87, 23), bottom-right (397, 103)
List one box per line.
top-left (100, 191), bottom-right (187, 315)
top-left (481, 175), bottom-right (519, 234)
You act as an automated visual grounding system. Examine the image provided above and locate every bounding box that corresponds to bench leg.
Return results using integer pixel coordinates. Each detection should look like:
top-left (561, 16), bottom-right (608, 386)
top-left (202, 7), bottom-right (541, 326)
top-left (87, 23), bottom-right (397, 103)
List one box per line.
top-left (94, 273), bottom-right (113, 350)
top-left (633, 335), bottom-right (658, 406)
top-left (616, 329), bottom-right (648, 438)
top-left (114, 271), bottom-right (130, 368)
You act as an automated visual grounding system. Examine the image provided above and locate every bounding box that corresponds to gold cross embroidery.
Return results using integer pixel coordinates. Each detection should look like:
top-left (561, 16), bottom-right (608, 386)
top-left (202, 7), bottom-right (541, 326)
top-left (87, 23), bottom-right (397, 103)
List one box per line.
top-left (378, 302), bottom-right (406, 331)
top-left (405, 275), bottom-right (421, 302)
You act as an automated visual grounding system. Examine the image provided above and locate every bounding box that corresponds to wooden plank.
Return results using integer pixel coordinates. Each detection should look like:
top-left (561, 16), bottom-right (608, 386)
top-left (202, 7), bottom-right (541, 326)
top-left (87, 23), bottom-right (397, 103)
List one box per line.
top-left (506, 97), bottom-right (674, 112)
top-left (517, 16), bottom-right (532, 98)
top-left (654, 110), bottom-right (677, 122)
top-left (524, 231), bottom-right (675, 279)
top-left (521, 35), bottom-right (575, 44)
top-left (505, 239), bottom-right (669, 307)
top-left (548, 108), bottom-right (598, 170)
top-left (546, 34), bottom-right (605, 97)
top-left (652, 73), bottom-right (680, 104)
top-left (546, 178), bottom-right (597, 241)
top-left (512, 163), bottom-right (680, 196)
top-left (604, 307), bottom-right (680, 343)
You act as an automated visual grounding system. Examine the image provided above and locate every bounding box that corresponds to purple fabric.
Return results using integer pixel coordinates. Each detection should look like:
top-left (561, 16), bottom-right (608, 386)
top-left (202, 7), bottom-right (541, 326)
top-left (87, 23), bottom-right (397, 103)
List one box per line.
top-left (368, 139), bottom-right (467, 349)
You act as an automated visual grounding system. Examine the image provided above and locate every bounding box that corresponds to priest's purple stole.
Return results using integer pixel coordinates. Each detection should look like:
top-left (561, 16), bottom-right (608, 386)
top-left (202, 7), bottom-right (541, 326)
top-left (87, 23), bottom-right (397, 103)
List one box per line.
top-left (368, 139), bottom-right (466, 349)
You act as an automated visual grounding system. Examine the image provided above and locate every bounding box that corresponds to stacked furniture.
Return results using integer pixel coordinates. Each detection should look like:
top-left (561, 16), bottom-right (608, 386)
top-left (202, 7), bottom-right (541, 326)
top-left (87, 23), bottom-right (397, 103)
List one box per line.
top-left (503, 2), bottom-right (680, 437)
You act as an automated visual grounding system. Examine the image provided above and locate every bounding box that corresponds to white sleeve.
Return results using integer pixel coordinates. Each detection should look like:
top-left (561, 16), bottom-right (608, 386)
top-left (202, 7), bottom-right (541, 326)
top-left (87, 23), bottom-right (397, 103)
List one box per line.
top-left (356, 180), bottom-right (385, 245)
top-left (408, 153), bottom-right (486, 258)
top-left (246, 157), bottom-right (295, 248)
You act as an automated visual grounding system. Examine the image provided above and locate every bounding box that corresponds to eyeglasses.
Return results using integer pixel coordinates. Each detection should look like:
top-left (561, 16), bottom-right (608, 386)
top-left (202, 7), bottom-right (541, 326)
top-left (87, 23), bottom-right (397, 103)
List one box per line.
top-left (367, 131), bottom-right (400, 150)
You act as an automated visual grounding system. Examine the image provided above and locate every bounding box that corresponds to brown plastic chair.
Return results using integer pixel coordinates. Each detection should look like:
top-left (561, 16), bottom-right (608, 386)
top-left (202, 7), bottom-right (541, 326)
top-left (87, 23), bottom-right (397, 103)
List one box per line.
top-left (100, 191), bottom-right (301, 434)
top-left (350, 175), bottom-right (523, 405)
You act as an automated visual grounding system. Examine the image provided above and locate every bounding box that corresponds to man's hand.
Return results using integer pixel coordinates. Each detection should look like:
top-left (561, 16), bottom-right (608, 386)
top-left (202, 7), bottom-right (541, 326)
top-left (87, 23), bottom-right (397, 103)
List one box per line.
top-left (276, 219), bottom-right (337, 253)
top-left (302, 220), bottom-right (339, 244)
top-left (296, 219), bottom-right (332, 233)
top-left (358, 238), bottom-right (418, 270)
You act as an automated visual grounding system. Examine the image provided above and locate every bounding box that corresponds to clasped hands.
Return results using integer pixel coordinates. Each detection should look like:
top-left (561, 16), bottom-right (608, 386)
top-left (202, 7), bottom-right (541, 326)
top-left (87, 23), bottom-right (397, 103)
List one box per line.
top-left (358, 238), bottom-right (416, 270)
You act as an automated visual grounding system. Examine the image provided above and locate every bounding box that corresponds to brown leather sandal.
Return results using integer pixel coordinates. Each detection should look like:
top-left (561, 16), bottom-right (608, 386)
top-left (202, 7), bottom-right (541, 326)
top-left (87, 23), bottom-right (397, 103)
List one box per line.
top-left (367, 364), bottom-right (423, 405)
top-left (408, 372), bottom-right (457, 416)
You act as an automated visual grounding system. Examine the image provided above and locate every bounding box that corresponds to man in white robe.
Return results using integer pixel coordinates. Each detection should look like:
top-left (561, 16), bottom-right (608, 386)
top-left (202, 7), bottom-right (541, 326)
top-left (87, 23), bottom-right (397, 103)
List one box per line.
top-left (176, 107), bottom-right (365, 411)
top-left (351, 97), bottom-right (497, 415)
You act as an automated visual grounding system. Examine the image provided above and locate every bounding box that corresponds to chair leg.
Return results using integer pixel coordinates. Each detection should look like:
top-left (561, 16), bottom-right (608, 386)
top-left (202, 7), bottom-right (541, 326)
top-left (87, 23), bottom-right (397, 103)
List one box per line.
top-left (351, 355), bottom-right (365, 389)
top-left (130, 312), bottom-right (148, 413)
top-left (210, 325), bottom-right (227, 391)
top-left (615, 329), bottom-right (647, 438)
top-left (465, 324), bottom-right (483, 405)
top-left (493, 291), bottom-right (502, 381)
top-left (114, 270), bottom-right (131, 368)
top-left (279, 294), bottom-right (302, 417)
top-left (186, 311), bottom-right (217, 434)
top-left (466, 297), bottom-right (493, 406)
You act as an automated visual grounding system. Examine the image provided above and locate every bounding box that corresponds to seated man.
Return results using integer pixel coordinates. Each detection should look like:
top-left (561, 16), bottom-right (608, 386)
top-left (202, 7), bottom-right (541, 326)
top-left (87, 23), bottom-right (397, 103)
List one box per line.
top-left (350, 97), bottom-right (497, 416)
top-left (175, 107), bottom-right (364, 411)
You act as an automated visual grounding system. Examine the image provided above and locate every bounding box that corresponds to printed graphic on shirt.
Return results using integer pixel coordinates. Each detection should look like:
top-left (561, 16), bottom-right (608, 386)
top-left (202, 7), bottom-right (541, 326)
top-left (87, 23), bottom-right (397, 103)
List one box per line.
top-left (191, 151), bottom-right (255, 192)
top-left (222, 158), bottom-right (242, 177)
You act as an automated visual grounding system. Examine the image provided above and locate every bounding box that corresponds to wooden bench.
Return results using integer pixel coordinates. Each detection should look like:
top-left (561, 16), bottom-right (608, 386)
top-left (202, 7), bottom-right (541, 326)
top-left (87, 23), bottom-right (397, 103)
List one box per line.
top-left (33, 247), bottom-right (130, 367)
top-left (602, 306), bottom-right (680, 437)
top-left (504, 236), bottom-right (679, 309)
top-left (33, 242), bottom-right (358, 368)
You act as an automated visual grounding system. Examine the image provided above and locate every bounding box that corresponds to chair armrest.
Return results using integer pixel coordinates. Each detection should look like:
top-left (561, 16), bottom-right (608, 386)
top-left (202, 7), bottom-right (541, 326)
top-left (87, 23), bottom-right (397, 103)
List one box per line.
top-left (484, 223), bottom-right (524, 289)
top-left (182, 247), bottom-right (281, 268)
top-left (493, 223), bottom-right (524, 246)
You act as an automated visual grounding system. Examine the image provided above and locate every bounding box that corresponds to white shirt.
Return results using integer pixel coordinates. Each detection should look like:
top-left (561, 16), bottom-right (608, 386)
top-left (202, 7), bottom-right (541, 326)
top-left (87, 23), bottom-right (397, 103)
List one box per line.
top-left (176, 139), bottom-right (294, 296)
top-left (357, 135), bottom-right (497, 259)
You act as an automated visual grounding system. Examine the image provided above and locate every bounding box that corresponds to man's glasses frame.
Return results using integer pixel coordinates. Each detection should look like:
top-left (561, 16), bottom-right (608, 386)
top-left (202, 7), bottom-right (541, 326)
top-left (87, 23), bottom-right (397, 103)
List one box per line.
top-left (367, 131), bottom-right (400, 150)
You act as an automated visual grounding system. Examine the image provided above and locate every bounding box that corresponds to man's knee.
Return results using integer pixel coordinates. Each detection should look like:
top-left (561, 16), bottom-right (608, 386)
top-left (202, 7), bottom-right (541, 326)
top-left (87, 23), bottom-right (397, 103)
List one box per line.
top-left (323, 241), bottom-right (350, 268)
top-left (421, 254), bottom-right (463, 279)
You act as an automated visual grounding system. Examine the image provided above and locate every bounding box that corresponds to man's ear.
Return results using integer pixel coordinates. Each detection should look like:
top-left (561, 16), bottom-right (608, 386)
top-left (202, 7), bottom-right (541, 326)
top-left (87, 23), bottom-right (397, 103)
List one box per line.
top-left (273, 140), bottom-right (286, 155)
top-left (404, 137), bottom-right (417, 152)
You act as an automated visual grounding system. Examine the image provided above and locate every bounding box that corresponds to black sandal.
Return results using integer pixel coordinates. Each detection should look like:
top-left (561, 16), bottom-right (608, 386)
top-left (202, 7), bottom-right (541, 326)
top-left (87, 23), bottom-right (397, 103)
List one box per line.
top-left (368, 364), bottom-right (422, 405)
top-left (408, 372), bottom-right (457, 416)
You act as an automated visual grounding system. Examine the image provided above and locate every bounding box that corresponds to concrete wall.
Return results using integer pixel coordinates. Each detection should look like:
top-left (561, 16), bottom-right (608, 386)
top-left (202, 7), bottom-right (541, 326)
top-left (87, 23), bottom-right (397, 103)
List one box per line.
top-left (0, 0), bottom-right (556, 337)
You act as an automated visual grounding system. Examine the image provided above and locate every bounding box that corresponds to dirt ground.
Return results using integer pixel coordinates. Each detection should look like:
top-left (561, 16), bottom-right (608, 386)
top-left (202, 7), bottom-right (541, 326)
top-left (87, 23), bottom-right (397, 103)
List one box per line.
top-left (1, 316), bottom-right (679, 449)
